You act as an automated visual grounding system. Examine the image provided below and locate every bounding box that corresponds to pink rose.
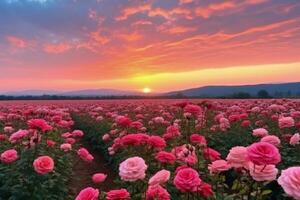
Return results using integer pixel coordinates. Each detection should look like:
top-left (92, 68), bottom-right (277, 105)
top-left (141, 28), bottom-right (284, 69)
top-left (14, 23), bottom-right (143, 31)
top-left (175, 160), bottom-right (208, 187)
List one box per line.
top-left (75, 187), bottom-right (99, 200)
top-left (9, 129), bottom-right (29, 143)
top-left (173, 167), bottom-right (202, 193)
top-left (60, 143), bottom-right (72, 152)
top-left (77, 148), bottom-right (94, 162)
top-left (102, 134), bottom-right (110, 141)
top-left (0, 149), bottom-right (18, 164)
top-left (27, 119), bottom-right (52, 132)
top-left (226, 146), bottom-right (250, 169)
top-left (184, 104), bottom-right (202, 116)
top-left (279, 117), bottom-right (295, 129)
top-left (33, 156), bottom-right (54, 174)
top-left (106, 189), bottom-right (130, 200)
top-left (203, 148), bottom-right (221, 161)
top-left (208, 160), bottom-right (231, 174)
top-left (46, 139), bottom-right (56, 147)
top-left (92, 173), bottom-right (107, 184)
top-left (260, 135), bottom-right (281, 147)
top-left (146, 185), bottom-right (170, 200)
top-left (147, 136), bottom-right (166, 150)
top-left (278, 167), bottom-right (300, 200)
top-left (148, 169), bottom-right (170, 186)
top-left (252, 128), bottom-right (268, 137)
top-left (190, 134), bottom-right (207, 146)
top-left (247, 142), bottom-right (281, 165)
top-left (155, 151), bottom-right (176, 164)
top-left (119, 156), bottom-right (148, 182)
top-left (72, 130), bottom-right (84, 137)
top-left (198, 182), bottom-right (214, 198)
top-left (248, 163), bottom-right (278, 181)
top-left (4, 126), bottom-right (14, 133)
top-left (290, 133), bottom-right (300, 146)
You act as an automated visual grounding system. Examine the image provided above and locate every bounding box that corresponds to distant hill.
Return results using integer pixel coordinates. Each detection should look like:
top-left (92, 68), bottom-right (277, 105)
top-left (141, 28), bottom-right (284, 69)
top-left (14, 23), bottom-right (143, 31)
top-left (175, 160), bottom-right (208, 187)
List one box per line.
top-left (2, 82), bottom-right (300, 98)
top-left (3, 90), bottom-right (59, 96)
top-left (1, 89), bottom-right (143, 97)
top-left (58, 89), bottom-right (142, 97)
top-left (166, 82), bottom-right (300, 97)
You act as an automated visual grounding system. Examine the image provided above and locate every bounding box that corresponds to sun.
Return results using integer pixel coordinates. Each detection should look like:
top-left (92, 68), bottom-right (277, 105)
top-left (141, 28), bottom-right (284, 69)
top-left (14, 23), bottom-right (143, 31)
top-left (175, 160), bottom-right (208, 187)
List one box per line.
top-left (142, 87), bottom-right (152, 93)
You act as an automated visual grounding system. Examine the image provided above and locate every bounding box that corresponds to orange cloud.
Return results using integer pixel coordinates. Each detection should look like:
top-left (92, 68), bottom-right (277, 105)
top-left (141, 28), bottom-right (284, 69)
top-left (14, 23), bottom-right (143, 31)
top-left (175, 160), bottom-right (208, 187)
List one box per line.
top-left (163, 26), bottom-right (196, 34)
top-left (43, 43), bottom-right (72, 54)
top-left (179, 0), bottom-right (194, 5)
top-left (118, 32), bottom-right (143, 41)
top-left (116, 4), bottom-right (151, 21)
top-left (89, 31), bottom-right (110, 44)
top-left (132, 20), bottom-right (153, 26)
top-left (6, 36), bottom-right (29, 48)
top-left (195, 0), bottom-right (269, 18)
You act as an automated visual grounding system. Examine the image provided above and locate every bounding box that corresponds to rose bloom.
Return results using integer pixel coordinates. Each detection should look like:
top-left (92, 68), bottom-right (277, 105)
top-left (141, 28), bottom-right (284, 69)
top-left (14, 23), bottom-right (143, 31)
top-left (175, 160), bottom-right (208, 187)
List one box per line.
top-left (77, 148), bottom-right (94, 162)
top-left (72, 130), bottom-right (84, 137)
top-left (0, 149), bottom-right (18, 164)
top-left (60, 143), bottom-right (72, 152)
top-left (279, 117), bottom-right (295, 129)
top-left (9, 129), bottom-right (29, 143)
top-left (106, 189), bottom-right (130, 200)
top-left (147, 136), bottom-right (166, 150)
top-left (252, 128), bottom-right (269, 137)
top-left (27, 119), bottom-right (52, 132)
top-left (46, 139), bottom-right (56, 147)
top-left (115, 116), bottom-right (132, 127)
top-left (33, 156), bottom-right (54, 174)
top-left (208, 160), bottom-right (231, 174)
top-left (278, 167), bottom-right (300, 200)
top-left (102, 134), bottom-right (110, 142)
top-left (173, 167), bottom-right (202, 193)
top-left (203, 148), bottom-right (221, 161)
top-left (260, 135), bottom-right (281, 147)
top-left (190, 134), bottom-right (207, 146)
top-left (92, 173), bottom-right (107, 184)
top-left (146, 185), bottom-right (170, 200)
top-left (198, 182), bottom-right (213, 198)
top-left (119, 156), bottom-right (148, 182)
top-left (0, 134), bottom-right (7, 141)
top-left (247, 142), bottom-right (281, 165)
top-left (75, 187), bottom-right (99, 200)
top-left (290, 133), bottom-right (300, 146)
top-left (65, 137), bottom-right (76, 144)
top-left (4, 126), bottom-right (14, 133)
top-left (148, 169), bottom-right (170, 186)
top-left (241, 120), bottom-right (251, 127)
top-left (163, 125), bottom-right (181, 140)
top-left (155, 151), bottom-right (176, 164)
top-left (184, 104), bottom-right (202, 116)
top-left (248, 163), bottom-right (278, 182)
top-left (226, 146), bottom-right (250, 169)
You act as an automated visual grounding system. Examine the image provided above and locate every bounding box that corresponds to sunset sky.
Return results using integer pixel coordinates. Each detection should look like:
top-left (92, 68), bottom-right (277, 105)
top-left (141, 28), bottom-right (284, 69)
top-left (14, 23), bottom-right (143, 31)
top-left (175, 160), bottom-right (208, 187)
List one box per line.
top-left (0, 0), bottom-right (300, 93)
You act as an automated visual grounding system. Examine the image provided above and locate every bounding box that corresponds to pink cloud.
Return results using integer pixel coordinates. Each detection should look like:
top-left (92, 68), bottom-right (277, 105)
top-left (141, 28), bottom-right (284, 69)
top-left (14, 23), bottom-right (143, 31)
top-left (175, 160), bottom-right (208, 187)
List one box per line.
top-left (195, 0), bottom-right (269, 18)
top-left (89, 31), bottom-right (110, 44)
top-left (179, 0), bottom-right (194, 5)
top-left (43, 43), bottom-right (72, 54)
top-left (6, 36), bottom-right (29, 48)
top-left (161, 26), bottom-right (196, 34)
top-left (116, 4), bottom-right (151, 21)
top-left (118, 32), bottom-right (143, 41)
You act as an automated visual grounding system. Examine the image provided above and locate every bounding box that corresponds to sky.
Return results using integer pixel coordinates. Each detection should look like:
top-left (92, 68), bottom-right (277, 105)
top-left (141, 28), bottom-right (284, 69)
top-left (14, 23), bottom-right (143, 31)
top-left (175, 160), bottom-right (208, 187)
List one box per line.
top-left (0, 0), bottom-right (300, 93)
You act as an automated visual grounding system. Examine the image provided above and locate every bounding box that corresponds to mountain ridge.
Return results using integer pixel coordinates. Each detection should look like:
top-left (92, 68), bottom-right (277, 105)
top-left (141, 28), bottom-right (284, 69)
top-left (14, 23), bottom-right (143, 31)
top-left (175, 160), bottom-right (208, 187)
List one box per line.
top-left (1, 82), bottom-right (300, 97)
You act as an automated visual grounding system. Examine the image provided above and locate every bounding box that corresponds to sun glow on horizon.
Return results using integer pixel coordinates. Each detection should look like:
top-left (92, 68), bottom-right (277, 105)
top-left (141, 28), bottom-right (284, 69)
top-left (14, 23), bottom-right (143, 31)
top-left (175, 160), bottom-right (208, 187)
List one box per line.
top-left (142, 87), bottom-right (151, 93)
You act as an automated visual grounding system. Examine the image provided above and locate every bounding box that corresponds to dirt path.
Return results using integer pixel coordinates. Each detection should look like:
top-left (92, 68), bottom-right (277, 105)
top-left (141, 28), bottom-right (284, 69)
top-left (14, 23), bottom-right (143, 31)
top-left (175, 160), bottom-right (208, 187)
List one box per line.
top-left (68, 142), bottom-right (117, 197)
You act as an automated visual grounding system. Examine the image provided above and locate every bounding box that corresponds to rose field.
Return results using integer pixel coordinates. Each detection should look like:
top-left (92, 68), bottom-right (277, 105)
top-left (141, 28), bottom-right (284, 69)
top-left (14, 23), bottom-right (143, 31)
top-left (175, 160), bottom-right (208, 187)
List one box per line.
top-left (0, 99), bottom-right (300, 200)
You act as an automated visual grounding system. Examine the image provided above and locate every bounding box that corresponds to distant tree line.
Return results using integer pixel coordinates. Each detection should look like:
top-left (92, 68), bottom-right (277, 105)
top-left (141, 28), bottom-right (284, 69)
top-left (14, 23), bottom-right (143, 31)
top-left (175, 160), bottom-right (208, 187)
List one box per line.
top-left (0, 90), bottom-right (299, 100)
